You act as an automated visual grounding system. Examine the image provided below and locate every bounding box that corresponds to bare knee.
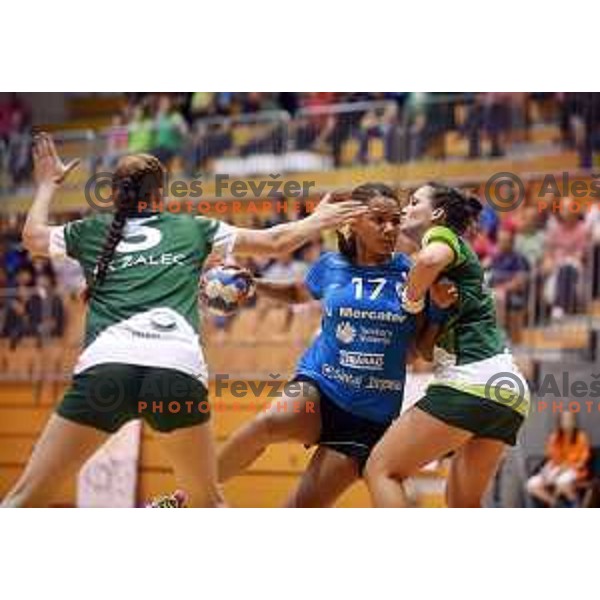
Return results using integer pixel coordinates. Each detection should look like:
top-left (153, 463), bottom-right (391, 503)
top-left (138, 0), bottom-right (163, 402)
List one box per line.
top-left (526, 475), bottom-right (545, 496)
top-left (365, 449), bottom-right (409, 487)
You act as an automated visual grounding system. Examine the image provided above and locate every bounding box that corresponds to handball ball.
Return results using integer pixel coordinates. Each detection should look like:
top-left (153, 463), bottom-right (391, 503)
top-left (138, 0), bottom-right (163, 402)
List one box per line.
top-left (201, 265), bottom-right (256, 317)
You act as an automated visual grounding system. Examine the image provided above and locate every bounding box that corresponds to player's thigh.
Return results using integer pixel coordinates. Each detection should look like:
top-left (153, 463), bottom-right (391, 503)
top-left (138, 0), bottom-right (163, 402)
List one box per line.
top-left (366, 406), bottom-right (471, 481)
top-left (259, 380), bottom-right (322, 444)
top-left (286, 446), bottom-right (360, 508)
top-left (4, 414), bottom-right (109, 506)
top-left (446, 438), bottom-right (507, 507)
top-left (157, 421), bottom-right (223, 507)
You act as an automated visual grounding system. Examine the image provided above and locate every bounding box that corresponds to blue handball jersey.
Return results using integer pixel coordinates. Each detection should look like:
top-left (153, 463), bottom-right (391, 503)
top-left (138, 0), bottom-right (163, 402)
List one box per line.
top-left (296, 252), bottom-right (416, 424)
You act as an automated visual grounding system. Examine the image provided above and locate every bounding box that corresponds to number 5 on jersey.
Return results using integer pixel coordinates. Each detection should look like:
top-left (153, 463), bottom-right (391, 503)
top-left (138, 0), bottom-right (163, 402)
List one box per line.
top-left (116, 221), bottom-right (163, 254)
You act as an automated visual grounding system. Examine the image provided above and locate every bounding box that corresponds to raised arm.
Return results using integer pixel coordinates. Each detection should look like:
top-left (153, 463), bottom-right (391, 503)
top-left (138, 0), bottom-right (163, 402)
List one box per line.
top-left (254, 279), bottom-right (312, 304)
top-left (22, 133), bottom-right (80, 257)
top-left (232, 194), bottom-right (366, 257)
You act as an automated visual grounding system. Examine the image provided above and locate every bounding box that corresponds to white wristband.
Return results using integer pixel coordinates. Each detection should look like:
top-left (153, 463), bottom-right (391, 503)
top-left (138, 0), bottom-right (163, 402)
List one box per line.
top-left (402, 288), bottom-right (425, 315)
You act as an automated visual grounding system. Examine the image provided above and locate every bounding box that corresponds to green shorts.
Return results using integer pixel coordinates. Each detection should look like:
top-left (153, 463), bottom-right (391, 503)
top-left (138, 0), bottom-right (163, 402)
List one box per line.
top-left (56, 363), bottom-right (211, 434)
top-left (416, 384), bottom-right (525, 446)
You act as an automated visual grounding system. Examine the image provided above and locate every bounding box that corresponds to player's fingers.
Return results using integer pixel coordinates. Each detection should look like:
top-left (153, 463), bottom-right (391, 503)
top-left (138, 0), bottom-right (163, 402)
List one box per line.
top-left (330, 189), bottom-right (353, 203)
top-left (64, 159), bottom-right (81, 177)
top-left (38, 132), bottom-right (53, 158)
top-left (44, 133), bottom-right (59, 159)
top-left (335, 200), bottom-right (368, 212)
top-left (32, 135), bottom-right (43, 162)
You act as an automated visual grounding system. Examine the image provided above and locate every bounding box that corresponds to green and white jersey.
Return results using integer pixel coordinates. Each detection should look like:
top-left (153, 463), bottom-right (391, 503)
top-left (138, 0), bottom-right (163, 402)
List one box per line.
top-left (49, 212), bottom-right (238, 385)
top-left (423, 226), bottom-right (530, 416)
top-left (423, 225), bottom-right (505, 364)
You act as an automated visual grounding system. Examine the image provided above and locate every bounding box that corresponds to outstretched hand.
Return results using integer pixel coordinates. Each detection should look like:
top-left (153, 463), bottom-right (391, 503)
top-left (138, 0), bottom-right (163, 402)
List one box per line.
top-left (311, 191), bottom-right (368, 229)
top-left (33, 132), bottom-right (80, 187)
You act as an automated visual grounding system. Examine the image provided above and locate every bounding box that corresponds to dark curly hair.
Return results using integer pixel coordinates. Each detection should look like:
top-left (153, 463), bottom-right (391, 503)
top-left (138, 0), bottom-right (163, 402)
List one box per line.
top-left (421, 182), bottom-right (482, 235)
top-left (336, 183), bottom-right (398, 263)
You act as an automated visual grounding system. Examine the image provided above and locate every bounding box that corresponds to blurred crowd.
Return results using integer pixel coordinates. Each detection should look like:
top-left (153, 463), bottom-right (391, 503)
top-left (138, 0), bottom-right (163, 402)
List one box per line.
top-left (471, 190), bottom-right (600, 343)
top-left (99, 92), bottom-right (600, 174)
top-left (3, 93), bottom-right (600, 193)
top-left (0, 213), bottom-right (86, 349)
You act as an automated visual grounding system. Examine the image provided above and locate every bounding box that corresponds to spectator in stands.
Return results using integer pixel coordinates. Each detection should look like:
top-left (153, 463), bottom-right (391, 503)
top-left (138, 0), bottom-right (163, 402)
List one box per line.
top-left (587, 203), bottom-right (600, 299)
top-left (214, 92), bottom-right (236, 116)
top-left (28, 271), bottom-right (65, 343)
top-left (3, 265), bottom-right (35, 349)
top-left (560, 93), bottom-right (600, 168)
top-left (292, 92), bottom-right (338, 153)
top-left (7, 109), bottom-right (32, 188)
top-left (0, 268), bottom-right (7, 337)
top-left (241, 92), bottom-right (267, 114)
top-left (479, 202), bottom-right (500, 241)
top-left (483, 92), bottom-right (512, 157)
top-left (189, 92), bottom-right (216, 121)
top-left (489, 229), bottom-right (530, 343)
top-left (515, 205), bottom-right (547, 325)
top-left (526, 411), bottom-right (591, 507)
top-left (103, 114), bottom-right (129, 169)
top-left (152, 96), bottom-right (188, 168)
top-left (515, 205), bottom-right (546, 268)
top-left (187, 121), bottom-right (233, 174)
top-left (0, 94), bottom-right (30, 143)
top-left (30, 256), bottom-right (54, 282)
top-left (423, 92), bottom-right (455, 159)
top-left (327, 92), bottom-right (373, 167)
top-left (464, 92), bottom-right (511, 158)
top-left (468, 225), bottom-right (496, 268)
top-left (402, 92), bottom-right (430, 160)
top-left (278, 92), bottom-right (300, 117)
top-left (543, 198), bottom-right (590, 320)
top-left (357, 93), bottom-right (398, 164)
top-left (128, 104), bottom-right (154, 154)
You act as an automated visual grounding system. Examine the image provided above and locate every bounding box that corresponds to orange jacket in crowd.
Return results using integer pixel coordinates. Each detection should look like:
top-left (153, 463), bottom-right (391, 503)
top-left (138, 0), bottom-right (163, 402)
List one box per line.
top-left (546, 431), bottom-right (591, 480)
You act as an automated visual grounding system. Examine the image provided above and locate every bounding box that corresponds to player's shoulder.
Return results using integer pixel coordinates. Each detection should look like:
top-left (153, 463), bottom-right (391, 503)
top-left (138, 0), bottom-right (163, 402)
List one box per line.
top-left (192, 214), bottom-right (226, 235)
top-left (315, 251), bottom-right (349, 269)
top-left (422, 225), bottom-right (459, 248)
top-left (65, 212), bottom-right (111, 235)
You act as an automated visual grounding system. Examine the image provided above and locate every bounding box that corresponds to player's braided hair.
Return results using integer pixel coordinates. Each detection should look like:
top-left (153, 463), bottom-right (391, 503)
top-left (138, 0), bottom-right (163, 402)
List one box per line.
top-left (85, 154), bottom-right (164, 301)
top-left (425, 182), bottom-right (482, 235)
top-left (337, 183), bottom-right (398, 263)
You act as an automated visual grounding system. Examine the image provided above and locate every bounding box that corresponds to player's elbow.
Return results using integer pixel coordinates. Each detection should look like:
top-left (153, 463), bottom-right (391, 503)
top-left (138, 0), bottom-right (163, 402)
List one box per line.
top-left (417, 252), bottom-right (446, 272)
top-left (22, 226), bottom-right (49, 257)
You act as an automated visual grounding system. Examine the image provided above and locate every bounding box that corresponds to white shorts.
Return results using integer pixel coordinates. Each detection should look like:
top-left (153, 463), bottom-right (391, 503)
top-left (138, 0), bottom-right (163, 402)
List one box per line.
top-left (528, 464), bottom-right (578, 490)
